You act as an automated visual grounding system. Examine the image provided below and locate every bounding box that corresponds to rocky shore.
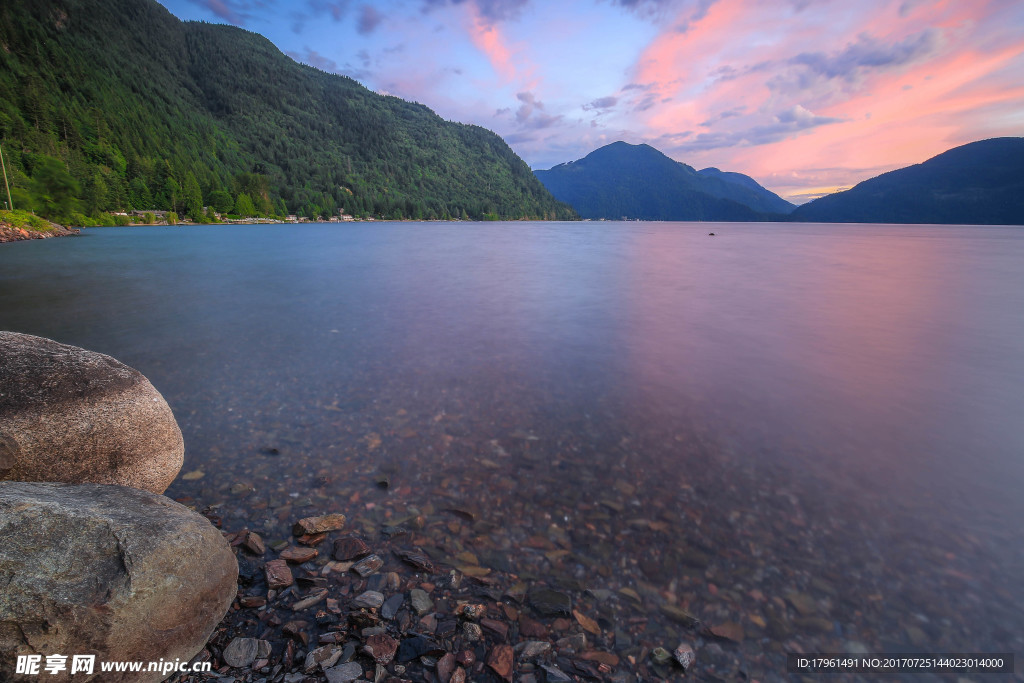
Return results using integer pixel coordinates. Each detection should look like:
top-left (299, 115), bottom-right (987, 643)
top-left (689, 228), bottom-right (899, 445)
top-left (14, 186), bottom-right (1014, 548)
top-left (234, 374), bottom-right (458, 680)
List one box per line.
top-left (171, 509), bottom-right (701, 683)
top-left (0, 219), bottom-right (79, 242)
top-left (0, 332), bottom-right (237, 682)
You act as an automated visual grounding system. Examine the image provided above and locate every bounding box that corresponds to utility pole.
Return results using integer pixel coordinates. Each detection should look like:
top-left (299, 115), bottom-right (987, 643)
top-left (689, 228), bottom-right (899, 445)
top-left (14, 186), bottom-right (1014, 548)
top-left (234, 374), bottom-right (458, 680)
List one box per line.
top-left (0, 144), bottom-right (12, 211)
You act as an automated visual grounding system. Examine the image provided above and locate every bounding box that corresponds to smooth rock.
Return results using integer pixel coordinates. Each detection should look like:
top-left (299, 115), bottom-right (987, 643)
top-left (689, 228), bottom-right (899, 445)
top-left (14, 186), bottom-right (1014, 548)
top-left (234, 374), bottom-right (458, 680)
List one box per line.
top-left (223, 638), bottom-right (271, 668)
top-left (409, 588), bottom-right (433, 616)
top-left (0, 482), bottom-right (236, 682)
top-left (354, 590), bottom-right (385, 609)
top-left (352, 554), bottom-right (383, 577)
top-left (0, 332), bottom-right (184, 494)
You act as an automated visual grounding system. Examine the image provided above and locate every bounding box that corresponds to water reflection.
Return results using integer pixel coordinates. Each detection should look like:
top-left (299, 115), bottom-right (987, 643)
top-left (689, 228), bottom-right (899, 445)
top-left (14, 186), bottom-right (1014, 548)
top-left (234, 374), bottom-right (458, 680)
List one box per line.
top-left (2, 222), bottom-right (1023, 679)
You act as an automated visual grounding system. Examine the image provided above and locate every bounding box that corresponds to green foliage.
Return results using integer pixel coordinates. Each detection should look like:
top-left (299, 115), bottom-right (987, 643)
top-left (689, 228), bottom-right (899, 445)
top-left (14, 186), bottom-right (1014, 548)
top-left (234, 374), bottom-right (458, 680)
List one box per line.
top-left (167, 211), bottom-right (178, 225)
top-left (234, 193), bottom-right (257, 217)
top-left (30, 156), bottom-right (80, 222)
top-left (112, 213), bottom-right (131, 226)
top-left (143, 211), bottom-right (155, 224)
top-left (208, 189), bottom-right (234, 214)
top-left (0, 208), bottom-right (53, 231)
top-left (0, 0), bottom-right (575, 223)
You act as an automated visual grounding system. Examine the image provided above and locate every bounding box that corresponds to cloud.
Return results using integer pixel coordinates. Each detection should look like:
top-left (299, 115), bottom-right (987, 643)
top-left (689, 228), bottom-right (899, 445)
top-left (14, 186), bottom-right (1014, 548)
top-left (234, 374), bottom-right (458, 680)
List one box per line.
top-left (789, 29), bottom-right (941, 83)
top-left (285, 48), bottom-right (343, 74)
top-left (307, 0), bottom-right (350, 21)
top-left (510, 91), bottom-right (563, 130)
top-left (357, 5), bottom-right (384, 34)
top-left (583, 96), bottom-right (619, 111)
top-left (658, 105), bottom-right (843, 153)
top-left (420, 0), bottom-right (530, 23)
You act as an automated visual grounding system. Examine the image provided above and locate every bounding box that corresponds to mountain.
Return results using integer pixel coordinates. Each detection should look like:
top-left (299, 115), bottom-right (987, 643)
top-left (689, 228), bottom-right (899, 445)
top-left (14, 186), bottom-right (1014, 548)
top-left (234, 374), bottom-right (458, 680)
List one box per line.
top-left (535, 142), bottom-right (792, 221)
top-left (790, 138), bottom-right (1024, 225)
top-left (697, 167), bottom-right (796, 215)
top-left (0, 0), bottom-right (575, 223)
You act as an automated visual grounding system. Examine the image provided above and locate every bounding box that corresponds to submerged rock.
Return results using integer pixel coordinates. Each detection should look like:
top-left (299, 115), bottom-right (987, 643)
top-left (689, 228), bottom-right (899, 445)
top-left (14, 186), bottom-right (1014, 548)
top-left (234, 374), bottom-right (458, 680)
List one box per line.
top-left (0, 332), bottom-right (184, 494)
top-left (0, 482), bottom-right (237, 682)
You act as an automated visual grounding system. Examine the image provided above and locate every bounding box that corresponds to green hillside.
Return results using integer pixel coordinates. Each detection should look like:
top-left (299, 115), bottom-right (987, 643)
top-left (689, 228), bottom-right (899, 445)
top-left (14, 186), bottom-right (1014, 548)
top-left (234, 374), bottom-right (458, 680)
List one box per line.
top-left (0, 0), bottom-right (575, 223)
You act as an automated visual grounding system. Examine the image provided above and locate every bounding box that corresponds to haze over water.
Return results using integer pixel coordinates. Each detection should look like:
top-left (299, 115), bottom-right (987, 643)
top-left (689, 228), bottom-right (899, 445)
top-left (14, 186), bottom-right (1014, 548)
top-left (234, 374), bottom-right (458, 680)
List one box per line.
top-left (2, 222), bottom-right (1022, 677)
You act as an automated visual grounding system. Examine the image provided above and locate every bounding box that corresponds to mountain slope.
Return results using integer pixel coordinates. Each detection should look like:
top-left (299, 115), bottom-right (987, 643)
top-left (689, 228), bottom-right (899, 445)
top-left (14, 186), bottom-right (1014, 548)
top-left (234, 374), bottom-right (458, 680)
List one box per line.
top-left (697, 167), bottom-right (795, 215)
top-left (0, 0), bottom-right (575, 222)
top-left (790, 138), bottom-right (1024, 225)
top-left (535, 142), bottom-right (788, 221)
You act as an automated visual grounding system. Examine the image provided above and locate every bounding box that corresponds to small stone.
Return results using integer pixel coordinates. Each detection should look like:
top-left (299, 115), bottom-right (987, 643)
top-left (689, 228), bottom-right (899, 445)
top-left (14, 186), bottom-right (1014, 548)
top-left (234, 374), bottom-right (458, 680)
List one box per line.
top-left (650, 647), bottom-right (673, 665)
top-left (581, 650), bottom-right (619, 667)
top-left (710, 621), bottom-right (744, 642)
top-left (381, 593), bottom-right (404, 619)
top-left (223, 637), bottom-right (261, 668)
top-left (673, 643), bottom-right (695, 671)
top-left (436, 652), bottom-right (457, 683)
top-left (294, 513), bottom-right (347, 536)
top-left (352, 554), bottom-right (384, 577)
top-left (481, 617), bottom-right (508, 640)
top-left (409, 588), bottom-right (433, 615)
top-left (660, 604), bottom-right (699, 627)
top-left (572, 609), bottom-right (600, 635)
top-left (333, 536), bottom-right (371, 561)
top-left (396, 635), bottom-right (444, 662)
top-left (518, 615), bottom-right (548, 638)
top-left (354, 590), bottom-right (385, 609)
top-left (450, 667), bottom-right (466, 683)
top-left (304, 645), bottom-right (343, 674)
top-left (243, 530), bottom-right (266, 555)
top-left (292, 588), bottom-right (329, 611)
top-left (456, 650), bottom-right (476, 666)
top-left (240, 595), bottom-right (266, 608)
top-left (516, 641), bottom-right (552, 660)
top-left (486, 644), bottom-right (514, 682)
top-left (265, 558), bottom-right (294, 590)
top-left (786, 591), bottom-right (818, 617)
top-left (528, 587), bottom-right (571, 617)
top-left (456, 603), bottom-right (486, 620)
top-left (394, 548), bottom-right (437, 573)
top-left (324, 661), bottom-right (363, 683)
top-left (541, 664), bottom-right (572, 682)
top-left (281, 546), bottom-right (319, 563)
top-left (365, 633), bottom-right (398, 665)
top-left (462, 622), bottom-right (483, 642)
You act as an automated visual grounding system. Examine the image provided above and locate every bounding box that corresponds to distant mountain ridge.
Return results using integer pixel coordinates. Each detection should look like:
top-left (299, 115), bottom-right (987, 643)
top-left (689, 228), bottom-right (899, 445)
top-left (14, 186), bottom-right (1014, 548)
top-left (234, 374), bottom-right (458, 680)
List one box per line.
top-left (534, 142), bottom-right (794, 221)
top-left (790, 138), bottom-right (1024, 225)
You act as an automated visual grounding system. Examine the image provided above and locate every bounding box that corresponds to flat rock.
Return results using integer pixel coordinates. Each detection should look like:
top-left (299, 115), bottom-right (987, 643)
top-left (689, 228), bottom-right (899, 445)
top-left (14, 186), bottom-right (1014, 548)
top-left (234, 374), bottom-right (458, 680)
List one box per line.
top-left (0, 332), bottom-right (184, 494)
top-left (0, 482), bottom-right (237, 682)
top-left (294, 513), bottom-right (346, 536)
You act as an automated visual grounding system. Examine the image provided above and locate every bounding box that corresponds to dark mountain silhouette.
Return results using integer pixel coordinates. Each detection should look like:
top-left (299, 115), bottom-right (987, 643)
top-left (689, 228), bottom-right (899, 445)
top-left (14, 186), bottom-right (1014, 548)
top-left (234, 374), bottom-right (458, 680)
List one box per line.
top-left (534, 142), bottom-right (793, 221)
top-left (790, 138), bottom-right (1024, 225)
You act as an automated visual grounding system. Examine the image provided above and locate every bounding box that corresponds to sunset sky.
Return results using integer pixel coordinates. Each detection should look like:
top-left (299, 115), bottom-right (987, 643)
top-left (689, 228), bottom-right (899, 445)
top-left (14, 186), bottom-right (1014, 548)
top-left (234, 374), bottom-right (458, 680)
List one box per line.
top-left (157, 0), bottom-right (1024, 202)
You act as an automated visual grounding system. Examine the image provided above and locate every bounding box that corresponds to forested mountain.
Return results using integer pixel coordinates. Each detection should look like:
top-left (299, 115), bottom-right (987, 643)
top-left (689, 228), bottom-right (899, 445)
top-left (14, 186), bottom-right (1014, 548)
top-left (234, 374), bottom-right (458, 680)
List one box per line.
top-left (534, 142), bottom-right (790, 221)
top-left (0, 0), bottom-right (575, 223)
top-left (790, 138), bottom-right (1024, 225)
top-left (697, 167), bottom-right (795, 215)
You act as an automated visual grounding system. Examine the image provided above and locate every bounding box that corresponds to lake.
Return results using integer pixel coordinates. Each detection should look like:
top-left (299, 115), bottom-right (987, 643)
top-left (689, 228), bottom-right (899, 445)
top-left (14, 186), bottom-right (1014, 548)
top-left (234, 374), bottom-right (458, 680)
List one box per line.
top-left (2, 222), bottom-right (1022, 679)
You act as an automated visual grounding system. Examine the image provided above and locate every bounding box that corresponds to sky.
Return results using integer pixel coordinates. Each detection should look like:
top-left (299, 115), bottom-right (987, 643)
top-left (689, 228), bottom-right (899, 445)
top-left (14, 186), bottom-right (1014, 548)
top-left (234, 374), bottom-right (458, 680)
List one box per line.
top-left (156, 0), bottom-right (1024, 203)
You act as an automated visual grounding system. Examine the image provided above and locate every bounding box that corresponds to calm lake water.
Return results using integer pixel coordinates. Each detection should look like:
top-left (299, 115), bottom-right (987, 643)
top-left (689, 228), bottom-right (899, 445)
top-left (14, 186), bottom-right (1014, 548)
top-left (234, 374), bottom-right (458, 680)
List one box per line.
top-left (2, 222), bottom-right (1023, 679)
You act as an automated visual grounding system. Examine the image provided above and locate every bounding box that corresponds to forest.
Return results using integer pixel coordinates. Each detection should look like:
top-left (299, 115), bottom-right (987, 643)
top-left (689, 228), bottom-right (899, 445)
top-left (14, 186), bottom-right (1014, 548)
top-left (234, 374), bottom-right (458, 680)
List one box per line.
top-left (0, 0), bottom-right (575, 225)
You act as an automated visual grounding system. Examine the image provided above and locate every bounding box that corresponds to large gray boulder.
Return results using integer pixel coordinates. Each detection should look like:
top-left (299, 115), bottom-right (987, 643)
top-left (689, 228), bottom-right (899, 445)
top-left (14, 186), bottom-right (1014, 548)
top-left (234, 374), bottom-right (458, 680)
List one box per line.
top-left (0, 482), bottom-right (238, 682)
top-left (0, 332), bottom-right (183, 494)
